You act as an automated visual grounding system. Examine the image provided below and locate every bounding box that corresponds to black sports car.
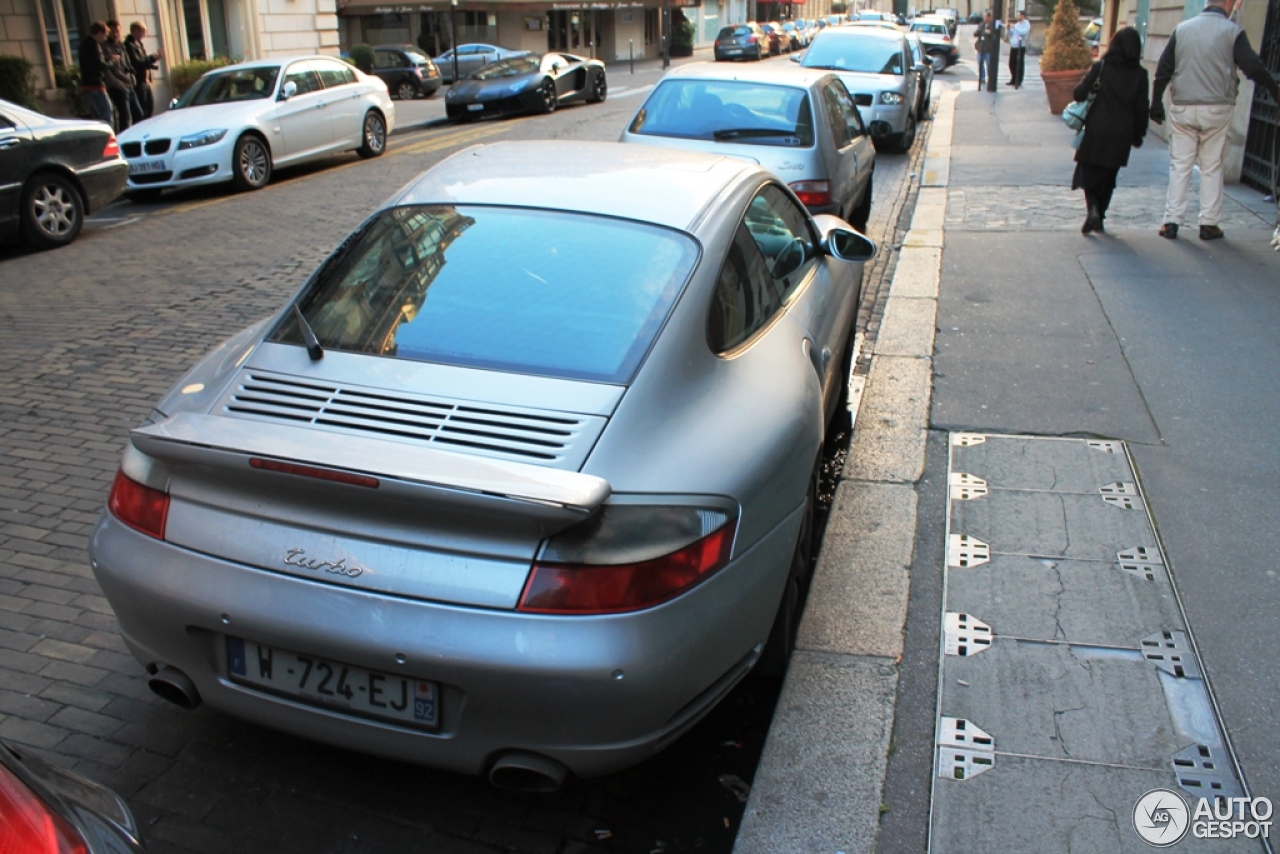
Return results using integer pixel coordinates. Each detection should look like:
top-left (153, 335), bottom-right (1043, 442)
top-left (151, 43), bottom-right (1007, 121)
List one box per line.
top-left (444, 52), bottom-right (607, 122)
top-left (0, 98), bottom-right (127, 250)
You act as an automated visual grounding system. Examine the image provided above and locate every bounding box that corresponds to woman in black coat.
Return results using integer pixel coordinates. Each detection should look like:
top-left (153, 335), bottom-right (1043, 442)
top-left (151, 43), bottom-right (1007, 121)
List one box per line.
top-left (1072, 27), bottom-right (1149, 234)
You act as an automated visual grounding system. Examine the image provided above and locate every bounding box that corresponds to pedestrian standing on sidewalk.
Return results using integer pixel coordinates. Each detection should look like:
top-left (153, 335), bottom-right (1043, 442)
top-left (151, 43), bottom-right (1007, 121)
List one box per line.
top-left (974, 12), bottom-right (1000, 88)
top-left (103, 20), bottom-right (143, 130)
top-left (1008, 11), bottom-right (1030, 88)
top-left (124, 22), bottom-right (163, 120)
top-left (1150, 0), bottom-right (1279, 240)
top-left (1071, 27), bottom-right (1149, 234)
top-left (77, 22), bottom-right (115, 128)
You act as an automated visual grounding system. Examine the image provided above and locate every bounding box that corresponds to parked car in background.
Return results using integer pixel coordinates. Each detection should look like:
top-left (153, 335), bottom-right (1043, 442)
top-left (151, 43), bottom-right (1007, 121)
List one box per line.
top-left (795, 19), bottom-right (814, 45)
top-left (967, 11), bottom-right (984, 23)
top-left (0, 98), bottom-right (126, 250)
top-left (763, 22), bottom-right (791, 54)
top-left (433, 43), bottom-right (528, 83)
top-left (445, 52), bottom-right (606, 121)
top-left (910, 15), bottom-right (961, 68)
top-left (797, 27), bottom-right (922, 152)
top-left (0, 739), bottom-right (145, 852)
top-left (89, 139), bottom-right (877, 787)
top-left (372, 45), bottom-right (442, 99)
top-left (905, 32), bottom-right (935, 114)
top-left (117, 57), bottom-right (393, 201)
top-left (621, 63), bottom-right (876, 231)
top-left (714, 22), bottom-right (768, 60)
top-left (782, 21), bottom-right (805, 50)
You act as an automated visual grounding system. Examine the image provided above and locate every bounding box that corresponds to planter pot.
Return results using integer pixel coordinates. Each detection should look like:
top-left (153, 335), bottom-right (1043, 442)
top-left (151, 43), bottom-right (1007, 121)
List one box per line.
top-left (1042, 68), bottom-right (1089, 115)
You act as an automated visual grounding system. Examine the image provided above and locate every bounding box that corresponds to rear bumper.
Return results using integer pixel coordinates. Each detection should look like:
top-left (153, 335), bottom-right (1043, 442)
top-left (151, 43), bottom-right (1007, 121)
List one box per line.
top-left (88, 505), bottom-right (798, 778)
top-left (79, 159), bottom-right (129, 212)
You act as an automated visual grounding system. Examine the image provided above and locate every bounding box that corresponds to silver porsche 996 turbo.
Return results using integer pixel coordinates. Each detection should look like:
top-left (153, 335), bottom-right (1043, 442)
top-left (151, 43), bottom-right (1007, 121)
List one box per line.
top-left (88, 140), bottom-right (876, 790)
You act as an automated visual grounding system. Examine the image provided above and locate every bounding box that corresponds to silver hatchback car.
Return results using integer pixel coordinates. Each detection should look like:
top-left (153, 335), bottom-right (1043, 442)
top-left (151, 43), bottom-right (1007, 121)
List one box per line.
top-left (620, 63), bottom-right (876, 232)
top-left (89, 140), bottom-right (876, 789)
top-left (797, 26), bottom-right (923, 152)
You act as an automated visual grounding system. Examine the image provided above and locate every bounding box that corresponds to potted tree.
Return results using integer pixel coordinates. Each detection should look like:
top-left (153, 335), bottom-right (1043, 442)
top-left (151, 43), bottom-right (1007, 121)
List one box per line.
top-left (670, 17), bottom-right (695, 57)
top-left (1039, 0), bottom-right (1094, 115)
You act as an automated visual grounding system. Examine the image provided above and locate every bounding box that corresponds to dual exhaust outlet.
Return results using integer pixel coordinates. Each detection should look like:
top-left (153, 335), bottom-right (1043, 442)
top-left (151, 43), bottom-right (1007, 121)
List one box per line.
top-left (146, 664), bottom-right (569, 792)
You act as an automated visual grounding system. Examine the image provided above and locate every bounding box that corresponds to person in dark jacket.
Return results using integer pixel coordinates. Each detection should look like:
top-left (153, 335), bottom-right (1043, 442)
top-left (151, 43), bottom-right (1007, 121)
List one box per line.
top-left (1071, 27), bottom-right (1149, 234)
top-left (124, 22), bottom-right (163, 120)
top-left (78, 21), bottom-right (115, 127)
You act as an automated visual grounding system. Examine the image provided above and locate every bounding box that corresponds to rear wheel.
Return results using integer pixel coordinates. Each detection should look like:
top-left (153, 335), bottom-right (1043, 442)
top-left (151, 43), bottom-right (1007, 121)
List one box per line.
top-left (20, 172), bottom-right (83, 250)
top-left (357, 110), bottom-right (387, 158)
top-left (537, 79), bottom-right (558, 113)
top-left (586, 71), bottom-right (607, 103)
top-left (231, 134), bottom-right (271, 192)
top-left (758, 466), bottom-right (818, 677)
top-left (395, 80), bottom-right (418, 100)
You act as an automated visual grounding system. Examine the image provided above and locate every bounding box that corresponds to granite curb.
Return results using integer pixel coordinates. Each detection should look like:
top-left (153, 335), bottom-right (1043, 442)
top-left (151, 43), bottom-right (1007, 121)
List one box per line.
top-left (733, 90), bottom-right (955, 854)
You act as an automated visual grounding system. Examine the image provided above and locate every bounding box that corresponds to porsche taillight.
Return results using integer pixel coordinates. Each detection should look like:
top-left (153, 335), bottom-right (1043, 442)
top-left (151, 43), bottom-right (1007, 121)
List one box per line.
top-left (0, 762), bottom-right (89, 854)
top-left (518, 504), bottom-right (736, 614)
top-left (107, 446), bottom-right (170, 539)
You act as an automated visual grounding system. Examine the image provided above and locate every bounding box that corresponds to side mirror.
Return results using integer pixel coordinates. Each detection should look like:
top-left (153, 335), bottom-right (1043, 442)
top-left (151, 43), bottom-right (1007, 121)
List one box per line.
top-left (822, 227), bottom-right (877, 262)
top-left (168, 98), bottom-right (179, 110)
top-left (913, 62), bottom-right (929, 73)
top-left (790, 53), bottom-right (802, 62)
top-left (279, 80), bottom-right (297, 100)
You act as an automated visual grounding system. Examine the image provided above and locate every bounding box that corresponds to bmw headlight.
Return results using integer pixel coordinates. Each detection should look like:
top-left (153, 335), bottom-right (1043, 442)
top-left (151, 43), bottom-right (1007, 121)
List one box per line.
top-left (177, 129), bottom-right (229, 150)
top-left (878, 92), bottom-right (905, 105)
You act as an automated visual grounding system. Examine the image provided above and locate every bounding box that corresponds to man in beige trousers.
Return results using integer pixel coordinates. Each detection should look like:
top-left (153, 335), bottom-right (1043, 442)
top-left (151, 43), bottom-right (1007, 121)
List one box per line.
top-left (1150, 0), bottom-right (1278, 241)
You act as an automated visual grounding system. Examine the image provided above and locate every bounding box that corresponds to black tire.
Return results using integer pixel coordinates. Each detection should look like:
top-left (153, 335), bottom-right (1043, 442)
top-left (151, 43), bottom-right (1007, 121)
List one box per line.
top-left (537, 79), bottom-right (557, 114)
top-left (850, 172), bottom-right (873, 233)
top-left (758, 467), bottom-right (818, 677)
top-left (231, 133), bottom-right (271, 192)
top-left (893, 112), bottom-right (917, 153)
top-left (395, 80), bottom-right (418, 100)
top-left (20, 172), bottom-right (83, 250)
top-left (586, 70), bottom-right (607, 103)
top-left (357, 110), bottom-right (387, 159)
top-left (126, 188), bottom-right (164, 204)
top-left (755, 45), bottom-right (764, 61)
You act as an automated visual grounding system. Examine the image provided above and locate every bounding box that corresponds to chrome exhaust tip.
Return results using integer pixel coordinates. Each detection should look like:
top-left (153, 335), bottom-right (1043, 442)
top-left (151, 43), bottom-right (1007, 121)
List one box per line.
top-left (488, 751), bottom-right (569, 792)
top-left (147, 665), bottom-right (201, 710)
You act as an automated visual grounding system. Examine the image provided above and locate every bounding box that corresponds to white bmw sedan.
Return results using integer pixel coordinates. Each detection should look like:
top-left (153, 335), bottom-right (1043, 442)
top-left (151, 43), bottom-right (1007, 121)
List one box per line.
top-left (118, 56), bottom-right (394, 200)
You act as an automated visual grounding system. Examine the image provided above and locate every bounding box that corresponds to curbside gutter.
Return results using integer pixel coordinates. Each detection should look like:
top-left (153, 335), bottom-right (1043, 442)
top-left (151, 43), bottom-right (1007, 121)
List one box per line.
top-left (732, 89), bottom-right (957, 854)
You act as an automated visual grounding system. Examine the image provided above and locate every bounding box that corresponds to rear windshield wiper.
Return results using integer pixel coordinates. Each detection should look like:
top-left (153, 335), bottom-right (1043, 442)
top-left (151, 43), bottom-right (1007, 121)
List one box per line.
top-left (713, 128), bottom-right (800, 140)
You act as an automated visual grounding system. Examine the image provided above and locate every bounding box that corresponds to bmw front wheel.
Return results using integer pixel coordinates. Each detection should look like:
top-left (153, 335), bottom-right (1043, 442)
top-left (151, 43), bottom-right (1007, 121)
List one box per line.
top-left (231, 134), bottom-right (271, 192)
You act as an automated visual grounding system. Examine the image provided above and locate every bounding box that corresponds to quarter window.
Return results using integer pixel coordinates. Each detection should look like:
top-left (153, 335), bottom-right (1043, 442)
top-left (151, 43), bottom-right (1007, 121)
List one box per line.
top-left (708, 225), bottom-right (780, 353)
top-left (742, 185), bottom-right (818, 303)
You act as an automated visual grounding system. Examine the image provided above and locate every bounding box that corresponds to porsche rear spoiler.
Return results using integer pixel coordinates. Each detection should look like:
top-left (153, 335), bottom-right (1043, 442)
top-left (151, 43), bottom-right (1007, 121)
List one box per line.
top-left (131, 412), bottom-right (610, 524)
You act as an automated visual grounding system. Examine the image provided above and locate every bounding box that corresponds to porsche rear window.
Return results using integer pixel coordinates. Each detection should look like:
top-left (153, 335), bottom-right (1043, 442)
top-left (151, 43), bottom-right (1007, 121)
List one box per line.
top-left (273, 206), bottom-right (699, 384)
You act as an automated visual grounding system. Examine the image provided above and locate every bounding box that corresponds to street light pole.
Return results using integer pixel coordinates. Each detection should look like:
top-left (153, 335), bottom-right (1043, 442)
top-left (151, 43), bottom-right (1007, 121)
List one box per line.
top-left (987, 0), bottom-right (1003, 92)
top-left (450, 0), bottom-right (460, 85)
top-left (662, 0), bottom-right (670, 69)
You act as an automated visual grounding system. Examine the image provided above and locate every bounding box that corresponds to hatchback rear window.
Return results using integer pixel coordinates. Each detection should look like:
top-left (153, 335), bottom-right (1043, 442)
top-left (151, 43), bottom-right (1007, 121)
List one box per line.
top-left (274, 206), bottom-right (699, 384)
top-left (718, 26), bottom-right (754, 38)
top-left (629, 79), bottom-right (815, 147)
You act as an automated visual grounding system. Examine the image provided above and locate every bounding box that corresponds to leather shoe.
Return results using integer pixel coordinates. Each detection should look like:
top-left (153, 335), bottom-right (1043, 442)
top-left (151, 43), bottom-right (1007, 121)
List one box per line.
top-left (1199, 224), bottom-right (1225, 240)
top-left (1158, 223), bottom-right (1178, 239)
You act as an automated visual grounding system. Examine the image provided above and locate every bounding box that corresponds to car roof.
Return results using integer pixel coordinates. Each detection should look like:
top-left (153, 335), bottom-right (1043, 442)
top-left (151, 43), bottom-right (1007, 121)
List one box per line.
top-left (391, 140), bottom-right (763, 232)
top-left (209, 55), bottom-right (347, 70)
top-left (665, 61), bottom-right (834, 89)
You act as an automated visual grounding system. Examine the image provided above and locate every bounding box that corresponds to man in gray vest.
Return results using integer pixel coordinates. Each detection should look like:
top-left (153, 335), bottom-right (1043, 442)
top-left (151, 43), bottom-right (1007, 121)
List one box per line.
top-left (1150, 0), bottom-right (1278, 240)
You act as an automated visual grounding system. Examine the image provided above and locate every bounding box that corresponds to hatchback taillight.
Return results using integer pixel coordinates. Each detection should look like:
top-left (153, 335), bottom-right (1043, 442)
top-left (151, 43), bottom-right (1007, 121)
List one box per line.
top-left (0, 763), bottom-right (89, 854)
top-left (747, 35), bottom-right (758, 43)
top-left (789, 180), bottom-right (833, 208)
top-left (519, 504), bottom-right (736, 614)
top-left (103, 133), bottom-right (119, 158)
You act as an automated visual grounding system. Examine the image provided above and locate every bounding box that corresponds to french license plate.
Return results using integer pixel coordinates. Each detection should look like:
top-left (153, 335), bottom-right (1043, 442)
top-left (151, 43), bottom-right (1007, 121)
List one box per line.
top-left (726, 47), bottom-right (743, 54)
top-left (467, 103), bottom-right (484, 111)
top-left (226, 637), bottom-right (439, 729)
top-left (129, 158), bottom-right (166, 175)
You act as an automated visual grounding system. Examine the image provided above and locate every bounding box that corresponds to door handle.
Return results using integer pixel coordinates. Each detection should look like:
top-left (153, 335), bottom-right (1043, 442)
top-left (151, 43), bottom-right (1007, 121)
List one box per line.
top-left (0, 138), bottom-right (19, 149)
top-left (803, 338), bottom-right (826, 377)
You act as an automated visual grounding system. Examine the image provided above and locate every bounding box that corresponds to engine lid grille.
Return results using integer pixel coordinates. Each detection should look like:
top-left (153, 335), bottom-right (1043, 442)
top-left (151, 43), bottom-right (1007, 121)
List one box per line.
top-left (219, 371), bottom-right (604, 469)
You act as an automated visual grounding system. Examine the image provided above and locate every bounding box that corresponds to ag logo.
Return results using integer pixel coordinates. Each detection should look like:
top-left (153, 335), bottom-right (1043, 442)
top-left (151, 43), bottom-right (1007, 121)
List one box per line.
top-left (1134, 789), bottom-right (1190, 847)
